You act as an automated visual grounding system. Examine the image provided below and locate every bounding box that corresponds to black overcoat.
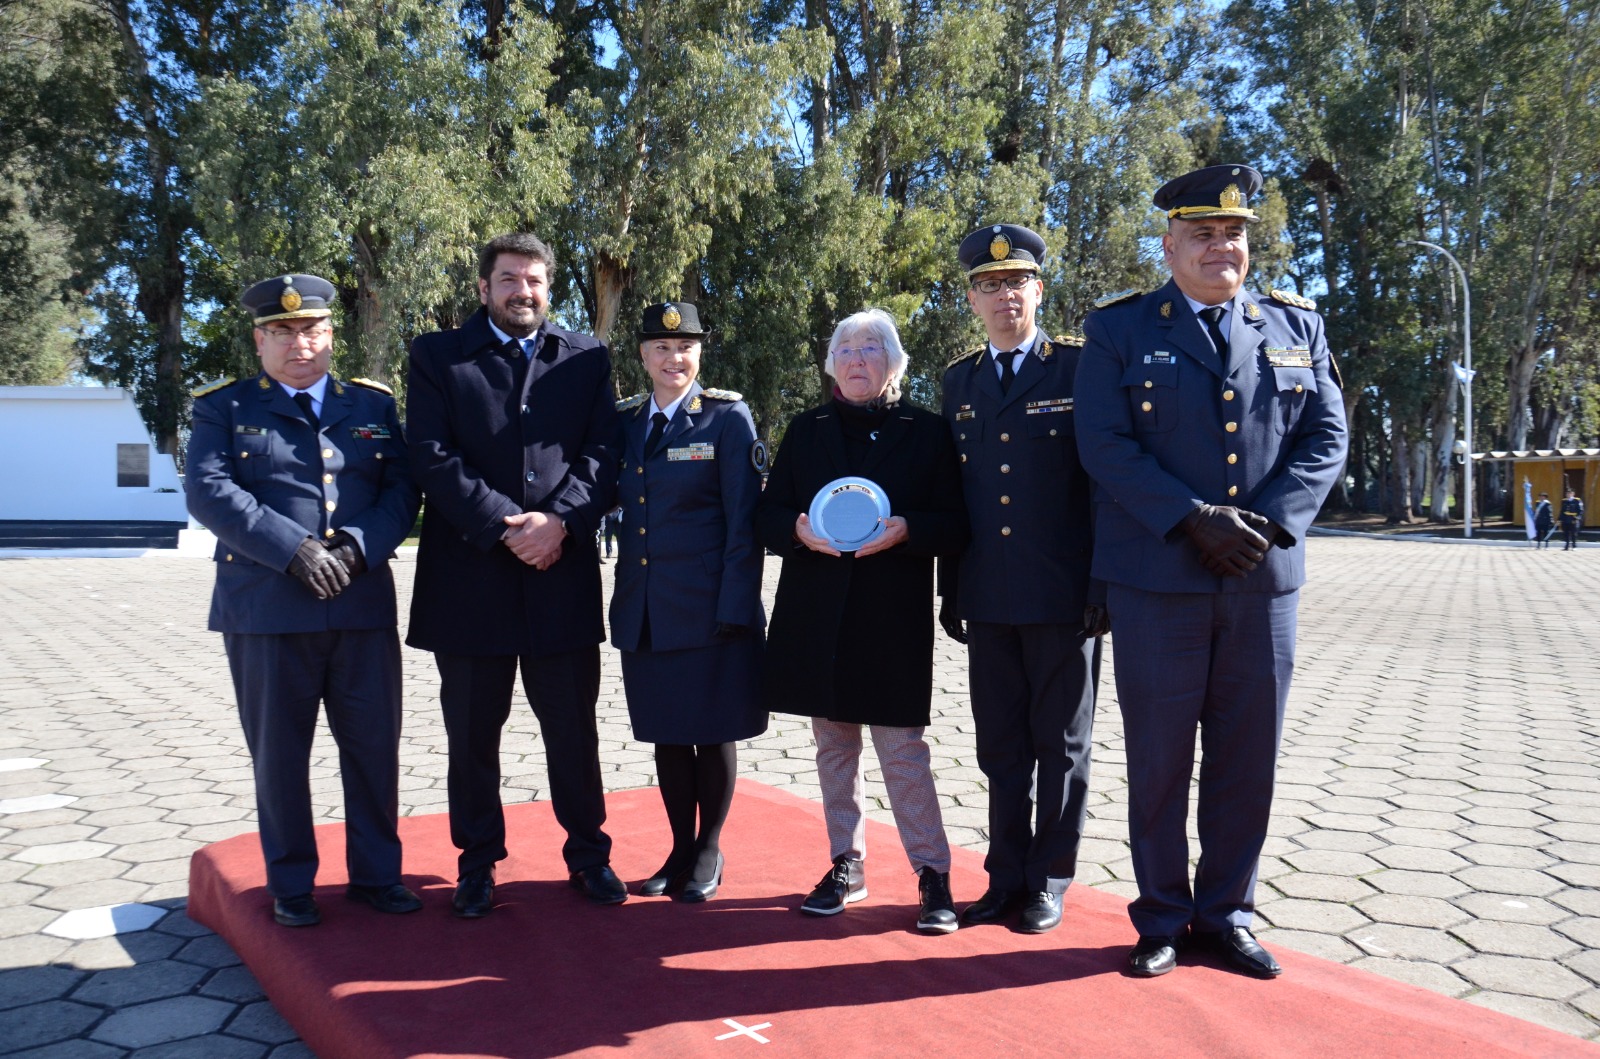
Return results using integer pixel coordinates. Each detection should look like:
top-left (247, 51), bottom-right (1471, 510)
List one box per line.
top-left (406, 309), bottom-right (621, 657)
top-left (755, 399), bottom-right (968, 726)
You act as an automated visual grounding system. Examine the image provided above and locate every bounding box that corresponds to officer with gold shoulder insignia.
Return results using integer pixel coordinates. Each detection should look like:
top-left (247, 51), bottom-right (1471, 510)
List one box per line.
top-left (939, 223), bottom-right (1103, 935)
top-left (1074, 164), bottom-right (1348, 980)
top-left (184, 274), bottom-right (421, 928)
top-left (610, 301), bottom-right (768, 903)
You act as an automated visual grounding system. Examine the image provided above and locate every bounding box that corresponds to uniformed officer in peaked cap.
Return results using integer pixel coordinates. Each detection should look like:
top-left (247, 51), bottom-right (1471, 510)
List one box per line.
top-left (1074, 165), bottom-right (1348, 979)
top-left (939, 223), bottom-right (1105, 935)
top-left (185, 273), bottom-right (422, 928)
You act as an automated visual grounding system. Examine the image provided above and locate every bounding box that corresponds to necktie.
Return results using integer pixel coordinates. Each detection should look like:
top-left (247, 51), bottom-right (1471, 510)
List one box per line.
top-left (998, 352), bottom-right (1017, 394)
top-left (293, 391), bottom-right (319, 430)
top-left (520, 337), bottom-right (537, 360)
top-left (645, 411), bottom-right (669, 457)
top-left (1200, 305), bottom-right (1229, 358)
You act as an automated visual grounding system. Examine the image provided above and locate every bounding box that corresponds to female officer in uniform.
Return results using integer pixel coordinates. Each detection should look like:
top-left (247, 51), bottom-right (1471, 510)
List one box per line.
top-left (610, 301), bottom-right (767, 901)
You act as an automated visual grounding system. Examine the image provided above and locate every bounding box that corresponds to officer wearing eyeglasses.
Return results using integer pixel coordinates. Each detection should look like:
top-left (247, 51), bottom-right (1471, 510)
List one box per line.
top-left (939, 224), bottom-right (1103, 935)
top-left (186, 274), bottom-right (422, 929)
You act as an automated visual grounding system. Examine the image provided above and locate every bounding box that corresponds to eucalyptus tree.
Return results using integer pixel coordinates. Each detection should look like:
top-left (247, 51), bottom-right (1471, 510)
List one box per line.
top-left (189, 0), bottom-right (577, 390)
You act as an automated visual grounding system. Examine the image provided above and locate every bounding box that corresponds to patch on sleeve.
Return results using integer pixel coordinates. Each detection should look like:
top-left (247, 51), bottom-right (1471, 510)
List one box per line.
top-left (750, 439), bottom-right (768, 473)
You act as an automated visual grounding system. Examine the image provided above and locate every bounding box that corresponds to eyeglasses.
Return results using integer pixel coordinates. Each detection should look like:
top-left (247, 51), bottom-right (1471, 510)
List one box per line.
top-left (972, 275), bottom-right (1035, 295)
top-left (835, 345), bottom-right (885, 362)
top-left (262, 325), bottom-right (333, 342)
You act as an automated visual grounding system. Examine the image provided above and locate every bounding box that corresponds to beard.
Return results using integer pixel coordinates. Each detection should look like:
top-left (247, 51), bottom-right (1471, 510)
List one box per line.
top-left (486, 295), bottom-right (547, 338)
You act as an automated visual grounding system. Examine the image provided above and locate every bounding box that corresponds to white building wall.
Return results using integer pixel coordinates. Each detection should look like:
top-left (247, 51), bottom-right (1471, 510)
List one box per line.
top-left (0, 387), bottom-right (188, 522)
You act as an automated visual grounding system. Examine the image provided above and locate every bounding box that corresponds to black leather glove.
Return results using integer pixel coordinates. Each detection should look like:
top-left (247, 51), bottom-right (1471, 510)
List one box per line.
top-left (714, 622), bottom-right (746, 639)
top-left (1083, 603), bottom-right (1110, 638)
top-left (287, 537), bottom-right (350, 600)
top-left (939, 595), bottom-right (967, 645)
top-left (1182, 504), bottom-right (1271, 578)
top-left (326, 531), bottom-right (367, 577)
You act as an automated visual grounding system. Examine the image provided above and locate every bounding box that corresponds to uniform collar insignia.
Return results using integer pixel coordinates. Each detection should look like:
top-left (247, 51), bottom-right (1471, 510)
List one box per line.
top-left (1160, 301), bottom-right (1172, 318)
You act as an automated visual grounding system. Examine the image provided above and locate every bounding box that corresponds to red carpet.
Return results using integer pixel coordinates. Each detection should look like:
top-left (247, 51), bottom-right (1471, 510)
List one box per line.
top-left (188, 780), bottom-right (1586, 1058)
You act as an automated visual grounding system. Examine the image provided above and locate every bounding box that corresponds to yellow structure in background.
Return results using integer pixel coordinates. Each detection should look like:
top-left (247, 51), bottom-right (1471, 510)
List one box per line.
top-left (1481, 450), bottom-right (1599, 527)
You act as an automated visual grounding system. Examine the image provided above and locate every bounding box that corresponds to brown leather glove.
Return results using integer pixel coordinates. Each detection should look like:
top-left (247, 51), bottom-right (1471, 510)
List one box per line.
top-left (1083, 603), bottom-right (1110, 638)
top-left (1182, 504), bottom-right (1271, 578)
top-left (287, 537), bottom-right (351, 599)
top-left (326, 531), bottom-right (368, 577)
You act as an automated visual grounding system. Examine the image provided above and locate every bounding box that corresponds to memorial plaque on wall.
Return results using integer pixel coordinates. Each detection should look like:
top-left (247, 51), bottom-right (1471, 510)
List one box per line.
top-left (117, 443), bottom-right (150, 488)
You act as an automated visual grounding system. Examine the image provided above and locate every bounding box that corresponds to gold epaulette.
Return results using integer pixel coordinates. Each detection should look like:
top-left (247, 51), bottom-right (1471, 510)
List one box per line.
top-left (1054, 333), bottom-right (1086, 347)
top-left (616, 392), bottom-right (648, 411)
top-left (190, 376), bottom-right (235, 398)
top-left (347, 376), bottom-right (394, 395)
top-left (1092, 289), bottom-right (1142, 310)
top-left (947, 346), bottom-right (985, 369)
top-left (701, 388), bottom-right (743, 401)
top-left (1269, 288), bottom-right (1317, 311)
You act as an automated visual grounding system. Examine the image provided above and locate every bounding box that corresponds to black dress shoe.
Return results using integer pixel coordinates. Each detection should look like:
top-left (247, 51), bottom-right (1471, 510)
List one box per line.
top-left (1128, 935), bottom-right (1181, 977)
top-left (1195, 926), bottom-right (1282, 978)
top-left (345, 883), bottom-right (422, 914)
top-left (679, 853), bottom-right (723, 903)
top-left (1018, 891), bottom-right (1062, 933)
top-left (800, 856), bottom-right (866, 916)
top-left (273, 894), bottom-right (320, 927)
top-left (961, 887), bottom-right (1023, 925)
top-left (570, 864), bottom-right (629, 905)
top-left (637, 860), bottom-right (692, 897)
top-left (452, 866), bottom-right (495, 919)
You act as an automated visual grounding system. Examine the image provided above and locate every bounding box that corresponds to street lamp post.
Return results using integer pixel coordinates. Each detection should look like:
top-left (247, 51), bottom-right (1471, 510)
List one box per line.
top-left (1405, 239), bottom-right (1473, 539)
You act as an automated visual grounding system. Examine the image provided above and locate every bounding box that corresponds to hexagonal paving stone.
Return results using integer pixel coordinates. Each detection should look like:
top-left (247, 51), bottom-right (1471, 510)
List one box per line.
top-left (1451, 920), bottom-right (1579, 959)
top-left (1453, 865), bottom-right (1564, 897)
top-left (90, 994), bottom-right (236, 1048)
top-left (43, 902), bottom-right (167, 939)
top-left (1348, 955), bottom-right (1471, 997)
top-left (0, 759), bottom-right (48, 773)
top-left (0, 998), bottom-right (103, 1051)
top-left (10, 840), bottom-right (115, 865)
top-left (1455, 843), bottom-right (1557, 869)
top-left (0, 794), bottom-right (77, 815)
top-left (72, 960), bottom-right (208, 1006)
top-left (1454, 954), bottom-right (1590, 1000)
top-left (1345, 922), bottom-right (1470, 962)
top-left (1554, 917), bottom-right (1600, 949)
top-left (1267, 871), bottom-right (1378, 903)
top-left (1281, 849), bottom-right (1382, 876)
top-left (228, 1000), bottom-right (299, 1044)
top-left (1453, 892), bottom-right (1571, 925)
top-left (1258, 898), bottom-right (1371, 934)
top-left (1464, 992), bottom-right (1600, 1040)
top-left (199, 965), bottom-right (266, 1003)
top-left (0, 964), bottom-right (86, 1011)
top-left (1355, 893), bottom-right (1468, 929)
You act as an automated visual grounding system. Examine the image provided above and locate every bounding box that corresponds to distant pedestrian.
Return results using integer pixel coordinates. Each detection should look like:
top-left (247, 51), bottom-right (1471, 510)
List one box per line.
top-left (1533, 493), bottom-right (1554, 548)
top-left (1560, 487), bottom-right (1585, 550)
top-left (600, 508), bottom-right (619, 561)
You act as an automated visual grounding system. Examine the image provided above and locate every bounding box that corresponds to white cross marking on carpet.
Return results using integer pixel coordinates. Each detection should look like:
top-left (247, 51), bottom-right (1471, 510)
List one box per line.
top-left (715, 1018), bottom-right (773, 1043)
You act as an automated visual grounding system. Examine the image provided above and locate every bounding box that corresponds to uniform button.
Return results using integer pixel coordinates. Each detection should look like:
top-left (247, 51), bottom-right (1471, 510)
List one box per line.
top-left (1226, 422), bottom-right (1238, 432)
top-left (1000, 432), bottom-right (1010, 442)
top-left (1144, 380), bottom-right (1153, 389)
top-left (1223, 389), bottom-right (1235, 401)
top-left (1049, 429), bottom-right (1058, 436)
top-left (323, 449), bottom-right (333, 459)
top-left (225, 554), bottom-right (233, 562)
top-left (959, 433), bottom-right (966, 441)
top-left (1228, 453), bottom-right (1238, 464)
top-left (325, 529), bottom-right (336, 538)
top-left (960, 454), bottom-right (968, 463)
top-left (525, 471), bottom-right (537, 482)
top-left (238, 451), bottom-right (249, 459)
top-left (375, 452), bottom-right (383, 460)
top-left (637, 496), bottom-right (644, 503)
top-left (325, 500), bottom-right (336, 512)
top-left (1000, 464), bottom-right (1010, 473)
top-left (638, 527), bottom-right (646, 535)
top-left (323, 473), bottom-right (333, 484)
top-left (1141, 401), bottom-right (1152, 412)
top-left (1295, 383), bottom-right (1304, 393)
top-left (1228, 485), bottom-right (1239, 497)
top-left (1000, 526), bottom-right (1012, 536)
top-left (640, 557), bottom-right (649, 566)
top-left (1000, 496), bottom-right (1010, 505)
top-left (637, 466), bottom-right (644, 475)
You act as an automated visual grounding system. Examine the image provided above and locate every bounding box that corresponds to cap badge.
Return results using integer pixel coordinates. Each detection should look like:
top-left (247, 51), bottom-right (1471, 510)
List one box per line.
top-left (989, 233), bottom-right (1012, 262)
top-left (279, 281), bottom-right (302, 312)
top-left (1160, 301), bottom-right (1172, 318)
top-left (662, 304), bottom-right (682, 330)
top-left (1219, 184), bottom-right (1243, 210)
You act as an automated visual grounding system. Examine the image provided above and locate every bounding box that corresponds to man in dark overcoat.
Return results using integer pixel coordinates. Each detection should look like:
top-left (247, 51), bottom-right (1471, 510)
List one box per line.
top-left (1075, 164), bottom-right (1348, 978)
top-left (186, 274), bottom-right (422, 928)
top-left (939, 224), bottom-right (1104, 934)
top-left (406, 232), bottom-right (624, 917)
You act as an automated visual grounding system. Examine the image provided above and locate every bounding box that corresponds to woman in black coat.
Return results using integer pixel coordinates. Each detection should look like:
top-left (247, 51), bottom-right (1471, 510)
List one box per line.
top-left (755, 308), bottom-right (969, 933)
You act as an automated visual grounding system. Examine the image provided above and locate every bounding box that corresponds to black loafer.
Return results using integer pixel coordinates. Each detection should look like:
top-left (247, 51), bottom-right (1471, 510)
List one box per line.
top-left (273, 894), bottom-right (320, 927)
top-left (961, 887), bottom-right (1023, 925)
top-left (1128, 935), bottom-right (1181, 977)
top-left (1018, 891), bottom-right (1062, 934)
top-left (679, 854), bottom-right (724, 903)
top-left (1194, 927), bottom-right (1281, 978)
top-left (345, 883), bottom-right (422, 914)
top-left (452, 866), bottom-right (495, 919)
top-left (570, 864), bottom-right (629, 905)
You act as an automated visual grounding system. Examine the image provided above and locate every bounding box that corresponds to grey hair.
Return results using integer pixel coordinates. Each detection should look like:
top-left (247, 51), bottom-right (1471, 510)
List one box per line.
top-left (823, 308), bottom-right (909, 400)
